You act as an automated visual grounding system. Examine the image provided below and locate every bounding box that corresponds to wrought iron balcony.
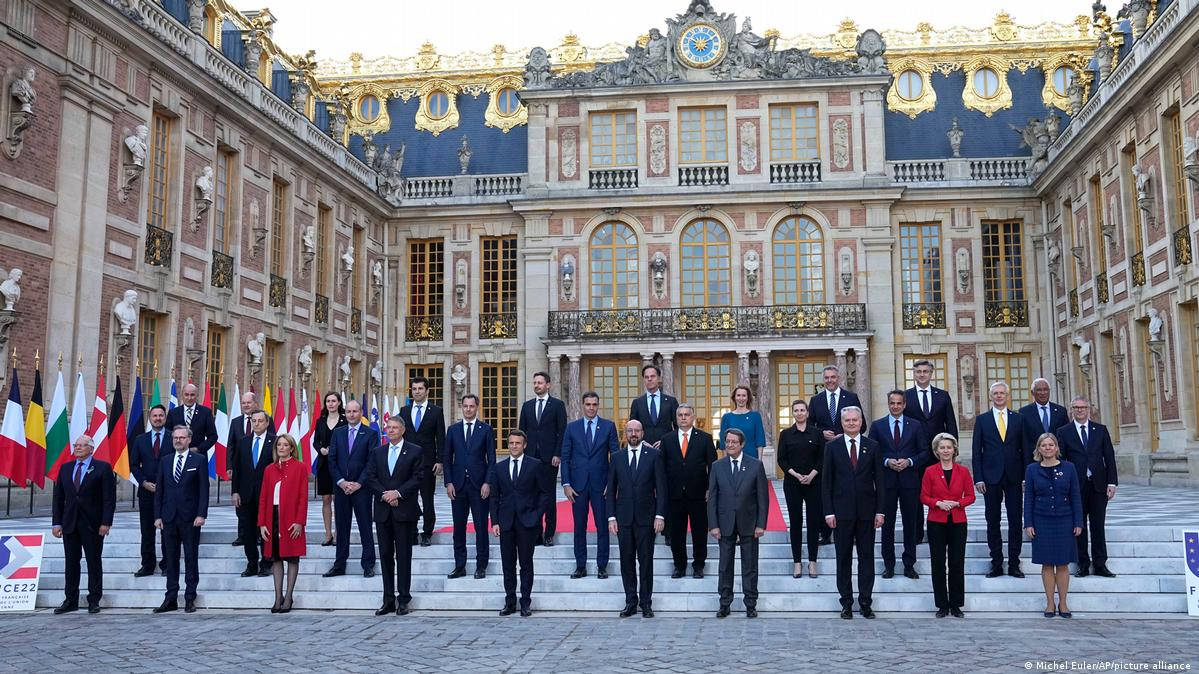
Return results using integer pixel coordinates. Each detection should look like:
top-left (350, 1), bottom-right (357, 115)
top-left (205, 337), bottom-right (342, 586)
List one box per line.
top-left (268, 274), bottom-right (287, 308)
top-left (769, 161), bottom-right (821, 184)
top-left (480, 312), bottom-right (518, 339)
top-left (350, 308), bottom-right (362, 335)
top-left (144, 224), bottom-right (173, 267)
top-left (901, 302), bottom-right (946, 330)
top-left (589, 168), bottom-right (638, 190)
top-left (314, 294), bottom-right (329, 325)
top-left (1130, 251), bottom-right (1147, 286)
top-left (1175, 226), bottom-right (1193, 266)
top-left (210, 250), bottom-right (234, 289)
top-left (405, 315), bottom-right (444, 342)
top-left (678, 164), bottom-right (728, 187)
top-left (984, 300), bottom-right (1029, 328)
top-left (547, 304), bottom-right (868, 341)
top-left (1095, 273), bottom-right (1109, 304)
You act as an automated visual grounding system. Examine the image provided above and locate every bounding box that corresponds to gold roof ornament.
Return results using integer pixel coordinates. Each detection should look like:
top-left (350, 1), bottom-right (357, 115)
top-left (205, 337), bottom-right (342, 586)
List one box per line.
top-left (557, 33), bottom-right (586, 62)
top-left (417, 42), bottom-right (440, 71)
top-left (990, 12), bottom-right (1018, 42)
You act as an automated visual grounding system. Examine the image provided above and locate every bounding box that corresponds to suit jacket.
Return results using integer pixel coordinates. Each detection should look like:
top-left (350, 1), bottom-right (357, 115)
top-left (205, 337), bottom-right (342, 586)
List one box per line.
top-left (443, 419), bottom-right (496, 489)
top-left (228, 412), bottom-right (274, 469)
top-left (1055, 420), bottom-right (1118, 491)
top-left (706, 454), bottom-right (770, 536)
top-left (52, 459), bottom-right (116, 534)
top-left (154, 451), bottom-right (210, 524)
top-left (328, 424), bottom-right (380, 487)
top-left (487, 455), bottom-right (548, 531)
top-left (560, 416), bottom-right (618, 492)
top-left (165, 404), bottom-right (218, 454)
top-left (628, 391), bottom-right (679, 447)
top-left (904, 386), bottom-right (958, 440)
top-left (130, 427), bottom-right (169, 490)
top-left (1019, 401), bottom-right (1070, 442)
top-left (919, 462), bottom-right (976, 524)
top-left (605, 445), bottom-right (667, 527)
top-left (399, 402), bottom-right (446, 465)
top-left (518, 396), bottom-right (567, 463)
top-left (868, 415), bottom-right (929, 491)
top-left (970, 408), bottom-right (1032, 485)
top-left (364, 441), bottom-right (425, 523)
top-left (808, 388), bottom-right (862, 435)
top-left (231, 432), bottom-right (275, 501)
top-left (660, 427), bottom-right (717, 501)
top-left (820, 435), bottom-right (885, 521)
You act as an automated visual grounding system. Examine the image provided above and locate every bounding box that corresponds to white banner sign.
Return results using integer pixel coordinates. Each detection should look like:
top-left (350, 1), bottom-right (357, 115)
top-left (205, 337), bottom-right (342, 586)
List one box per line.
top-left (0, 533), bottom-right (44, 612)
top-left (1185, 530), bottom-right (1199, 617)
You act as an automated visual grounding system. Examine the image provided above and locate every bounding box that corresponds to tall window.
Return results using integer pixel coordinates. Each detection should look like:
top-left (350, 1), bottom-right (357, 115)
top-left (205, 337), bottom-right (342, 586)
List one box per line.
top-left (772, 216), bottom-right (824, 304)
top-left (270, 179), bottom-right (287, 277)
top-left (204, 325), bottom-right (225, 404)
top-left (589, 223), bottom-right (639, 309)
top-left (405, 364), bottom-right (445, 410)
top-left (213, 149), bottom-right (234, 254)
top-left (769, 104), bottom-right (819, 161)
top-left (1166, 109), bottom-right (1189, 227)
top-left (137, 315), bottom-right (159, 411)
top-left (679, 107), bottom-right (727, 163)
top-left (681, 360), bottom-right (732, 435)
top-left (589, 361), bottom-right (641, 444)
top-left (408, 239), bottom-right (445, 319)
top-left (147, 112), bottom-right (172, 230)
top-left (899, 223), bottom-right (943, 304)
top-left (352, 226), bottom-right (365, 307)
top-left (984, 352), bottom-right (1032, 409)
top-left (1122, 143), bottom-right (1144, 251)
top-left (1089, 177), bottom-right (1107, 273)
top-left (774, 358), bottom-right (826, 434)
top-left (680, 219), bottom-right (731, 306)
top-left (480, 363), bottom-right (517, 453)
top-left (315, 204), bottom-right (331, 293)
top-left (481, 236), bottom-right (518, 316)
top-left (589, 111), bottom-right (637, 167)
top-left (981, 220), bottom-right (1025, 302)
top-left (902, 354), bottom-right (948, 389)
top-left (264, 341), bottom-right (281, 391)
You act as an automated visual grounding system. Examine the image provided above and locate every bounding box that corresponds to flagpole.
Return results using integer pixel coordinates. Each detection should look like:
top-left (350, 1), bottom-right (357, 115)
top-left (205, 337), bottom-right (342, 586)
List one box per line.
top-left (29, 350), bottom-right (38, 515)
top-left (5, 348), bottom-right (15, 517)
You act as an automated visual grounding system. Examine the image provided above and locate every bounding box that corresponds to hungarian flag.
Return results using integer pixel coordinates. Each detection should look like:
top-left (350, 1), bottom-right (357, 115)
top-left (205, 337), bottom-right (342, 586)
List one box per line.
top-left (118, 376), bottom-right (142, 482)
top-left (55, 370), bottom-right (89, 479)
top-left (213, 381), bottom-right (229, 480)
top-left (24, 369), bottom-right (46, 489)
top-left (44, 370), bottom-right (69, 484)
top-left (273, 385), bottom-right (285, 434)
top-left (0, 370), bottom-right (27, 487)
top-left (298, 389), bottom-right (315, 469)
top-left (86, 374), bottom-right (108, 466)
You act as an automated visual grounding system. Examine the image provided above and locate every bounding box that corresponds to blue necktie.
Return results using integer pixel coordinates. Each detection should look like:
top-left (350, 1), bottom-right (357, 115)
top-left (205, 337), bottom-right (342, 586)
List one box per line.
top-left (922, 390), bottom-right (930, 417)
top-left (829, 392), bottom-right (837, 420)
top-left (413, 405), bottom-right (423, 432)
top-left (389, 445), bottom-right (399, 474)
top-left (173, 454), bottom-right (184, 482)
top-left (349, 426), bottom-right (357, 448)
top-left (252, 436), bottom-right (260, 465)
top-left (586, 419), bottom-right (594, 449)
top-left (1041, 406), bottom-right (1050, 433)
top-left (649, 394), bottom-right (658, 424)
top-left (1080, 424), bottom-right (1089, 447)
top-left (73, 462), bottom-right (84, 489)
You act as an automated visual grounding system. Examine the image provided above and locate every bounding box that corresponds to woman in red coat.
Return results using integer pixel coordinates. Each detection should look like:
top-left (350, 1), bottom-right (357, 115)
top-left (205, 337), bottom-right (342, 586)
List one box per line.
top-left (920, 433), bottom-right (976, 618)
top-left (258, 433), bottom-right (310, 613)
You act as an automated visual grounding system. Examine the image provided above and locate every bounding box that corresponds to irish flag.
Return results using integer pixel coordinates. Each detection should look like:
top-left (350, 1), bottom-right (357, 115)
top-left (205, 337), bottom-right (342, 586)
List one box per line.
top-left (44, 370), bottom-right (69, 484)
top-left (0, 370), bottom-right (26, 487)
top-left (23, 368), bottom-right (45, 489)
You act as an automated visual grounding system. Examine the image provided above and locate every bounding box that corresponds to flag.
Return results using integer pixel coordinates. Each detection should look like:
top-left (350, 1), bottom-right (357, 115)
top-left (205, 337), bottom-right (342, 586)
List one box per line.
top-left (168, 379), bottom-right (178, 411)
top-left (98, 378), bottom-right (125, 481)
top-left (381, 394), bottom-right (391, 426)
top-left (369, 394), bottom-right (381, 440)
top-left (390, 394), bottom-right (400, 420)
top-left (86, 374), bottom-right (108, 468)
top-left (298, 389), bottom-right (315, 469)
top-left (44, 370), bottom-right (69, 485)
top-left (0, 370), bottom-right (27, 487)
top-left (23, 369), bottom-right (46, 489)
top-left (112, 377), bottom-right (134, 482)
top-left (263, 382), bottom-right (273, 421)
top-left (286, 388), bottom-right (298, 439)
top-left (213, 381), bottom-right (229, 480)
top-left (273, 385), bottom-right (285, 434)
top-left (55, 371), bottom-right (88, 479)
top-left (200, 378), bottom-right (211, 409)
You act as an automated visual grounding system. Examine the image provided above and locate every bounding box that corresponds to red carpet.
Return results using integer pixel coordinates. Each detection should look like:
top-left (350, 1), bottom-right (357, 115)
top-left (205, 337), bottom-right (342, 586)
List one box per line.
top-left (435, 485), bottom-right (788, 533)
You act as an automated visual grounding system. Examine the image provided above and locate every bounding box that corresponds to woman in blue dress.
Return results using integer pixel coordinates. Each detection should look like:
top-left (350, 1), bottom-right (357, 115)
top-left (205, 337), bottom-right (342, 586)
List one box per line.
top-left (1024, 432), bottom-right (1083, 618)
top-left (719, 385), bottom-right (766, 459)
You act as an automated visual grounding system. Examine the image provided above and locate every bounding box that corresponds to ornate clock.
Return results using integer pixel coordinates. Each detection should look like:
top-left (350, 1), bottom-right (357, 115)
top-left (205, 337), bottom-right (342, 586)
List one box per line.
top-left (677, 23), bottom-right (725, 69)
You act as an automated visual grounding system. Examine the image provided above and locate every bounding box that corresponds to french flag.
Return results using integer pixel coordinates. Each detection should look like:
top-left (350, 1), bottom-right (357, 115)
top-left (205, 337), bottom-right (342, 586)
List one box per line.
top-left (0, 534), bottom-right (42, 580)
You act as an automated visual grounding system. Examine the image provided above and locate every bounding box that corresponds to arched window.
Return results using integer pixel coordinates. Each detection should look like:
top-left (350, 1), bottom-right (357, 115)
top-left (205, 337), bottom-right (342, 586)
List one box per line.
top-left (772, 216), bottom-right (824, 304)
top-left (680, 219), bottom-right (731, 306)
top-left (589, 222), bottom-right (639, 309)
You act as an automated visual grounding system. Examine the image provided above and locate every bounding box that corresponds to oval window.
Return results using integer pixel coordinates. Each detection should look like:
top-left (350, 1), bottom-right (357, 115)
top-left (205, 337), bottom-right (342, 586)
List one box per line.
top-left (358, 94), bottom-right (381, 122)
top-left (496, 88), bottom-right (520, 116)
top-left (1052, 66), bottom-right (1073, 96)
top-left (973, 67), bottom-right (1000, 99)
top-left (896, 70), bottom-right (923, 101)
top-left (427, 91), bottom-right (450, 120)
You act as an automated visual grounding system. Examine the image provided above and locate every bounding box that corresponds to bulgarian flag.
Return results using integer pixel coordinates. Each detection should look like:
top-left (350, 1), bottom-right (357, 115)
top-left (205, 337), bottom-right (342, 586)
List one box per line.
top-left (86, 374), bottom-right (109, 466)
top-left (24, 368), bottom-right (46, 489)
top-left (213, 381), bottom-right (230, 480)
top-left (0, 370), bottom-right (27, 487)
top-left (44, 370), bottom-right (69, 484)
top-left (112, 376), bottom-right (135, 482)
top-left (54, 370), bottom-right (89, 479)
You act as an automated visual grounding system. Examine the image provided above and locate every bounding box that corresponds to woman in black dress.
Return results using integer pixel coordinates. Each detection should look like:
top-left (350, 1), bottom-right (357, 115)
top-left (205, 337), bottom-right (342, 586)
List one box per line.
top-left (312, 392), bottom-right (347, 546)
top-left (776, 399), bottom-right (825, 578)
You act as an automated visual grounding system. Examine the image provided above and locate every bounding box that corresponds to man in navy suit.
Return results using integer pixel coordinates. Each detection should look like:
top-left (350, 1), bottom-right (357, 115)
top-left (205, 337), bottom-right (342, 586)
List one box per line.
top-left (606, 420), bottom-right (667, 618)
top-left (1019, 378), bottom-right (1069, 447)
top-left (903, 359), bottom-right (956, 546)
top-left (971, 381), bottom-right (1032, 578)
top-left (399, 376), bottom-right (446, 547)
top-left (560, 391), bottom-right (617, 579)
top-left (628, 364), bottom-right (678, 448)
top-left (227, 391), bottom-right (272, 480)
top-left (809, 365), bottom-right (862, 441)
top-left (129, 404), bottom-right (167, 577)
top-left (365, 416), bottom-right (425, 615)
top-left (164, 382), bottom-right (218, 455)
top-left (325, 399), bottom-right (379, 578)
top-left (153, 425), bottom-right (209, 613)
top-left (444, 394), bottom-right (496, 579)
top-left (51, 435), bottom-right (116, 614)
top-left (487, 430), bottom-right (550, 617)
top-left (869, 391), bottom-right (928, 579)
top-left (231, 410), bottom-right (274, 577)
top-left (660, 403), bottom-right (717, 579)
top-left (1057, 396), bottom-right (1119, 578)
top-left (518, 371), bottom-right (567, 546)
top-left (822, 407), bottom-right (885, 619)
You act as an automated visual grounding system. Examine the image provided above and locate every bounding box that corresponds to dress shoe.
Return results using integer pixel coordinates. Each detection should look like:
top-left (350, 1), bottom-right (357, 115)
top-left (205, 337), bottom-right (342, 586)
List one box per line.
top-left (935, 608), bottom-right (949, 618)
top-left (597, 567), bottom-right (608, 579)
top-left (1094, 567), bottom-right (1116, 578)
top-left (474, 568), bottom-right (486, 579)
top-left (258, 566), bottom-right (272, 577)
top-left (570, 567), bottom-right (587, 579)
top-left (904, 568), bottom-right (920, 580)
top-left (419, 533), bottom-right (432, 547)
top-left (716, 606), bottom-right (730, 618)
top-left (807, 562), bottom-right (818, 579)
top-left (985, 567), bottom-right (1004, 578)
top-left (375, 604), bottom-right (395, 616)
top-left (231, 536), bottom-right (242, 547)
top-left (323, 568), bottom-right (345, 578)
top-left (499, 604), bottom-right (517, 616)
top-left (641, 608), bottom-right (654, 618)
top-left (542, 535), bottom-right (554, 547)
top-left (619, 604), bottom-right (637, 618)
top-left (520, 607), bottom-right (533, 617)
top-left (280, 598), bottom-right (292, 614)
top-left (1073, 567), bottom-right (1090, 578)
top-left (839, 607), bottom-right (853, 619)
top-left (447, 567), bottom-right (467, 579)
top-left (363, 567), bottom-right (376, 578)
top-left (184, 600), bottom-right (196, 613)
top-left (133, 567), bottom-right (155, 578)
top-left (153, 600), bottom-right (177, 614)
top-left (670, 568), bottom-right (684, 579)
top-left (881, 567), bottom-right (895, 579)
top-left (240, 564), bottom-right (257, 578)
top-left (1008, 566), bottom-right (1025, 579)
top-left (87, 604), bottom-right (100, 614)
top-left (271, 605), bottom-right (281, 614)
top-left (321, 536), bottom-right (335, 547)
top-left (692, 569), bottom-right (704, 579)
top-left (950, 607), bottom-right (964, 618)
top-left (745, 607), bottom-right (758, 619)
top-left (793, 563), bottom-right (803, 579)
top-left (819, 535), bottom-right (832, 546)
top-left (397, 604), bottom-right (411, 616)
top-left (53, 601), bottom-right (79, 615)
top-left (860, 607), bottom-right (876, 619)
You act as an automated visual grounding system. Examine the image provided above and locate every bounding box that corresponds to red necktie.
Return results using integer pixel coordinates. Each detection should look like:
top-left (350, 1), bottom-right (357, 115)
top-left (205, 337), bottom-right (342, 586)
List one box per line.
top-left (849, 438), bottom-right (858, 470)
top-left (152, 431), bottom-right (161, 459)
top-left (245, 417), bottom-right (251, 435)
top-left (73, 462), bottom-right (83, 489)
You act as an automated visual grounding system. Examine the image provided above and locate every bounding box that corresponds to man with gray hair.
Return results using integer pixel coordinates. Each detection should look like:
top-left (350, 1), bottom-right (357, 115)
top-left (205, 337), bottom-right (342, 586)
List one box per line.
top-left (708, 427), bottom-right (770, 618)
top-left (660, 402), bottom-right (717, 578)
top-left (51, 434), bottom-right (116, 614)
top-left (1018, 378), bottom-right (1068, 445)
top-left (971, 381), bottom-right (1033, 578)
top-left (1055, 396), bottom-right (1118, 578)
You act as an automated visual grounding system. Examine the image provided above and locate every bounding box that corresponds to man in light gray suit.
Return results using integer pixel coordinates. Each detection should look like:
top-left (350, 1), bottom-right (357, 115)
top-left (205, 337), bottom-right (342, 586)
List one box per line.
top-left (707, 428), bottom-right (770, 618)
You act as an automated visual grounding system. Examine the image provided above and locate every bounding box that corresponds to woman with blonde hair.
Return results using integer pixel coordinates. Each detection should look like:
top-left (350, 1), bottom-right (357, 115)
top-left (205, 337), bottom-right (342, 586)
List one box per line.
top-left (1024, 432), bottom-right (1083, 618)
top-left (920, 433), bottom-right (974, 618)
top-left (259, 433), bottom-right (310, 613)
top-left (719, 385), bottom-right (766, 459)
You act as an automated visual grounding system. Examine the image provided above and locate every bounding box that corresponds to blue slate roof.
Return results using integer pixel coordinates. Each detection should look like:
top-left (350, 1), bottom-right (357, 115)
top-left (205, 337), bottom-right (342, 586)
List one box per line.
top-left (271, 63), bottom-right (291, 103)
top-left (220, 23), bottom-right (245, 67)
top-left (163, 0), bottom-right (188, 25)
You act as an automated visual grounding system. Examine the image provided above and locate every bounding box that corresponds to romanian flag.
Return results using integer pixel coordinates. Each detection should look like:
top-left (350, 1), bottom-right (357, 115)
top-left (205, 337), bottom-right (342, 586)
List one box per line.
top-left (44, 370), bottom-right (69, 484)
top-left (213, 381), bottom-right (229, 480)
top-left (23, 369), bottom-right (46, 489)
top-left (0, 370), bottom-right (26, 487)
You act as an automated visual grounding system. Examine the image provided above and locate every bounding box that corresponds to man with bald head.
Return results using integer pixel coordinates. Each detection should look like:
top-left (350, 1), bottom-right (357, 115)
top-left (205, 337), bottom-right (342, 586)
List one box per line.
top-left (1018, 378), bottom-right (1068, 448)
top-left (228, 390), bottom-right (274, 477)
top-left (606, 419), bottom-right (667, 617)
top-left (325, 399), bottom-right (380, 578)
top-left (165, 382), bottom-right (218, 456)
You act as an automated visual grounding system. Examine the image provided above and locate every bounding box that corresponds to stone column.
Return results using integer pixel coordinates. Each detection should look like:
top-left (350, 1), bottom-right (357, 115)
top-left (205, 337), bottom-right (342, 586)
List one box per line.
top-left (736, 350), bottom-right (751, 386)
top-left (661, 351), bottom-right (676, 396)
top-left (566, 353), bottom-right (582, 419)
top-left (834, 349), bottom-right (848, 380)
top-left (855, 347), bottom-right (871, 421)
top-left (520, 235), bottom-right (553, 386)
top-left (640, 351), bottom-right (655, 370)
top-left (757, 350), bottom-right (776, 475)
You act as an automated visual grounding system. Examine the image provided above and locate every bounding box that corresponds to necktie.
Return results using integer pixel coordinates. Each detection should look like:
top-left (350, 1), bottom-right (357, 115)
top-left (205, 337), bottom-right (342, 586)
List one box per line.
top-left (253, 436), bottom-right (261, 465)
top-left (649, 394), bottom-right (658, 424)
top-left (922, 390), bottom-right (931, 417)
top-left (1041, 406), bottom-right (1050, 433)
top-left (185, 406), bottom-right (193, 426)
top-left (586, 419), bottom-right (594, 448)
top-left (152, 431), bottom-right (161, 458)
top-left (681, 431), bottom-right (689, 458)
top-left (849, 438), bottom-right (858, 470)
top-left (512, 458), bottom-right (520, 481)
top-left (349, 426), bottom-right (357, 448)
top-left (630, 448), bottom-right (639, 471)
top-left (465, 422), bottom-right (473, 443)
top-left (829, 392), bottom-right (837, 420)
top-left (893, 418), bottom-right (901, 446)
top-left (997, 410), bottom-right (1007, 442)
top-left (413, 404), bottom-right (423, 432)
top-left (174, 453), bottom-right (184, 482)
top-left (73, 462), bottom-right (84, 489)
top-left (389, 445), bottom-right (399, 474)
top-left (1080, 424), bottom-right (1089, 447)
top-left (244, 417), bottom-right (250, 435)
top-left (536, 398), bottom-right (544, 423)
top-left (732, 458), bottom-right (741, 485)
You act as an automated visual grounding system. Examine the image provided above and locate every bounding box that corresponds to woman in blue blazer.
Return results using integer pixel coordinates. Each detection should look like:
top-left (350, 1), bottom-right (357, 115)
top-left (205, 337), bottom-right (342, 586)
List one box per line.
top-left (719, 386), bottom-right (765, 459)
top-left (1024, 433), bottom-right (1083, 618)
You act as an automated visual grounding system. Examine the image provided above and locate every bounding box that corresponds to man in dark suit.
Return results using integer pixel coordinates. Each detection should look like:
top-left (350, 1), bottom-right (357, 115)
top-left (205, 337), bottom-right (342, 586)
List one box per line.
top-left (51, 435), bottom-right (116, 614)
top-left (517, 371), bottom-right (567, 546)
top-left (164, 382), bottom-right (218, 456)
top-left (809, 365), bottom-right (862, 441)
top-left (628, 364), bottom-right (678, 449)
top-left (399, 376), bottom-right (446, 547)
top-left (1057, 396), bottom-right (1119, 578)
top-left (153, 425), bottom-right (209, 613)
top-left (869, 391), bottom-right (928, 580)
top-left (660, 403), bottom-right (717, 579)
top-left (971, 381), bottom-right (1033, 578)
top-left (822, 406), bottom-right (885, 619)
top-left (1019, 378), bottom-right (1070, 446)
top-left (708, 428), bottom-right (770, 618)
top-left (129, 404), bottom-right (167, 577)
top-left (904, 359), bottom-right (958, 439)
top-left (487, 430), bottom-right (550, 617)
top-left (606, 419), bottom-right (667, 618)
top-left (227, 390), bottom-right (272, 478)
top-left (365, 416), bottom-right (425, 615)
top-left (325, 399), bottom-right (379, 578)
top-left (231, 410), bottom-right (274, 577)
top-left (560, 391), bottom-right (618, 579)
top-left (443, 394), bottom-right (496, 579)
